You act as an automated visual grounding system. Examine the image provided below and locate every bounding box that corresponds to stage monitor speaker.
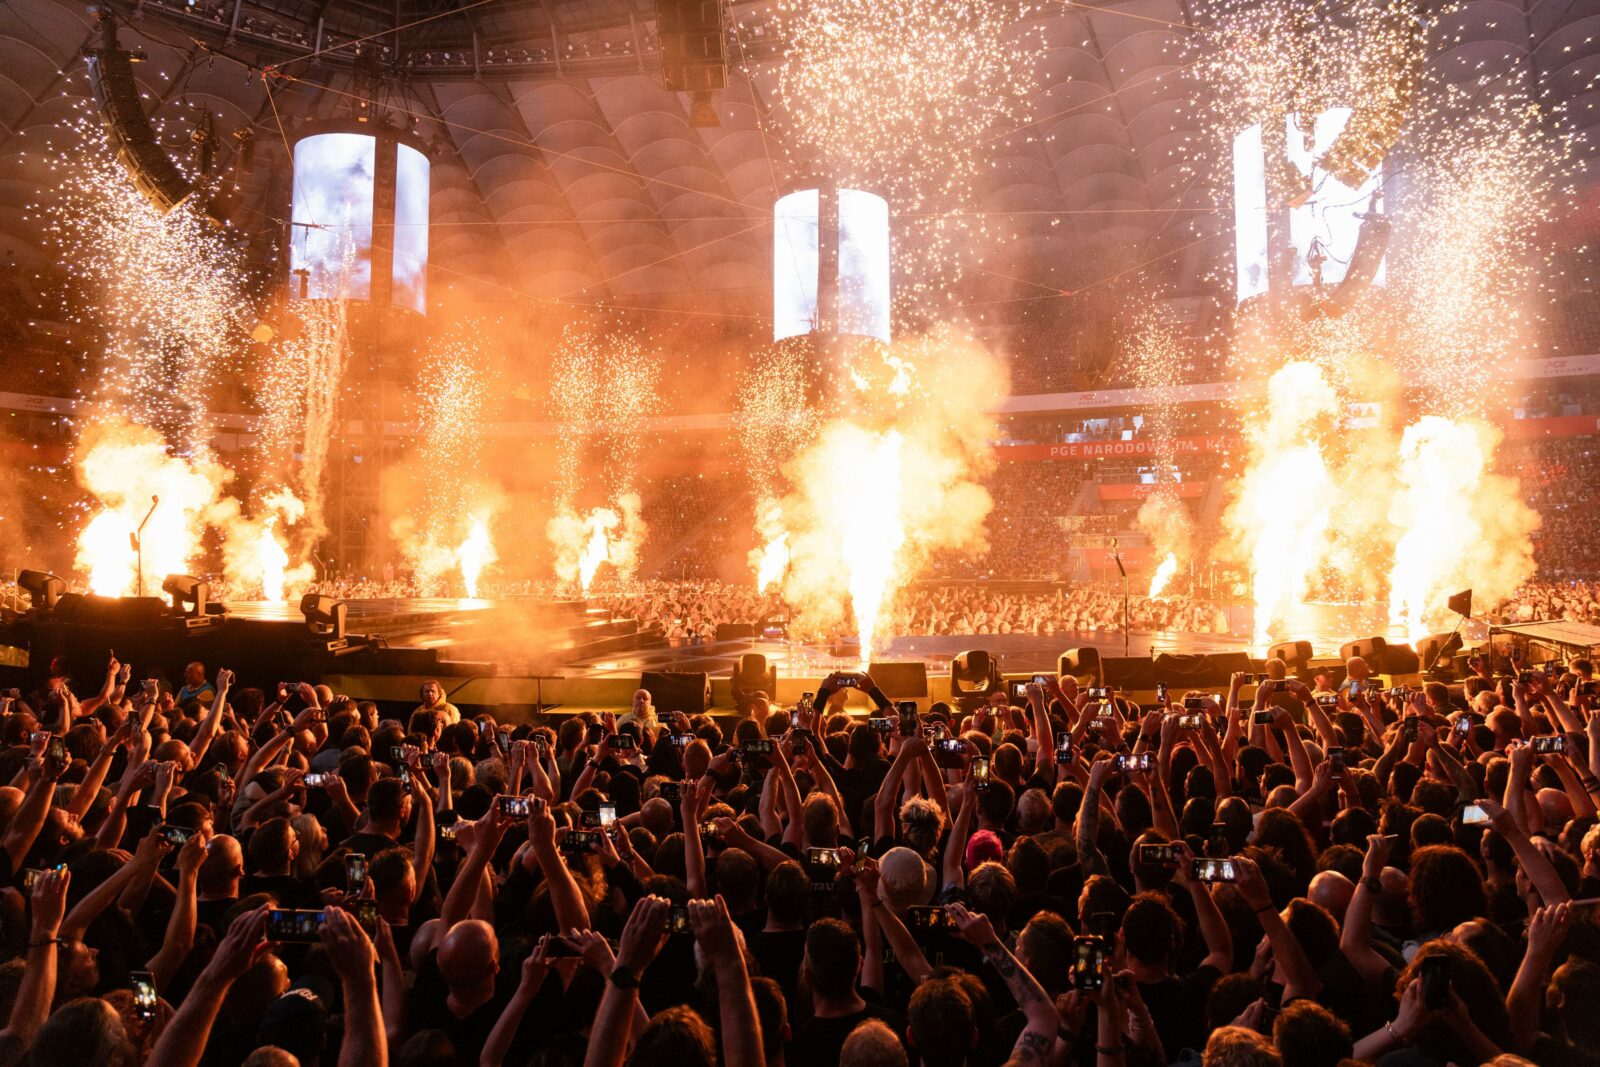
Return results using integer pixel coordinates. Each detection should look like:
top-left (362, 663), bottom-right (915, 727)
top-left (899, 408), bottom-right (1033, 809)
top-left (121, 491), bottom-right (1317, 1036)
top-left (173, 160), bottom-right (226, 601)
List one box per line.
top-left (1153, 652), bottom-right (1254, 688)
top-left (867, 662), bottom-right (928, 699)
top-left (641, 670), bottom-right (712, 715)
top-left (730, 653), bottom-right (776, 713)
top-left (17, 570), bottom-right (66, 612)
top-left (1415, 631), bottom-right (1464, 673)
top-left (85, 13), bottom-right (194, 214)
top-left (1101, 656), bottom-right (1157, 691)
top-left (1268, 640), bottom-right (1314, 672)
top-left (654, 0), bottom-right (726, 124)
top-left (714, 623), bottom-right (756, 642)
top-left (1340, 636), bottom-right (1387, 662)
top-left (1059, 647), bottom-right (1103, 685)
top-left (51, 594), bottom-right (167, 626)
top-left (1339, 635), bottom-right (1419, 675)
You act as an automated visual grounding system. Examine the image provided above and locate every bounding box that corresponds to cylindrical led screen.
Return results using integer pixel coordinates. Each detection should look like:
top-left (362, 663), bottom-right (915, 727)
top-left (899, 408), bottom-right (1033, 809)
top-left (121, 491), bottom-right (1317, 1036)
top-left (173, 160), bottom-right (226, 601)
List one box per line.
top-left (773, 187), bottom-right (889, 342)
top-left (392, 142), bottom-right (430, 314)
top-left (290, 132), bottom-right (375, 301)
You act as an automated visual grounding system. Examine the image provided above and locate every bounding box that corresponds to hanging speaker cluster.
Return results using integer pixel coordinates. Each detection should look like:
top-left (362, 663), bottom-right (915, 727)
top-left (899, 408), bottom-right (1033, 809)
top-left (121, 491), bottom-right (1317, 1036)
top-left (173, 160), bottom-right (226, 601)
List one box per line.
top-left (654, 0), bottom-right (727, 126)
top-left (83, 9), bottom-right (194, 214)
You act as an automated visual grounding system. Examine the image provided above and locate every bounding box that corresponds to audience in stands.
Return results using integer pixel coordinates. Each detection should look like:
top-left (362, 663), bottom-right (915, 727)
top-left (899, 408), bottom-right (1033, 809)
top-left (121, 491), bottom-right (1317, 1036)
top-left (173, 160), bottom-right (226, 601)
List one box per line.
top-left (0, 652), bottom-right (1596, 1066)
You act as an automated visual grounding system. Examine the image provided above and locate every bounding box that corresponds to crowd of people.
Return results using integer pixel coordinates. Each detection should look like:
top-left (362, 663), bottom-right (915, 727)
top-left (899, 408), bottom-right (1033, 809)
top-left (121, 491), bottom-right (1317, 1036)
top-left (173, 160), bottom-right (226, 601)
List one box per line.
top-left (1506, 438), bottom-right (1600, 581)
top-left (1, 649), bottom-right (1600, 1066)
top-left (594, 582), bottom-right (1232, 644)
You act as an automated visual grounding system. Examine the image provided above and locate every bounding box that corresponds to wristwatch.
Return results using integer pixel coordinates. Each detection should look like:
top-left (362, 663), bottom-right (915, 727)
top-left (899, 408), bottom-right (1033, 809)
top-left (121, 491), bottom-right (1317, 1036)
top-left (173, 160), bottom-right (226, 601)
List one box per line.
top-left (608, 964), bottom-right (641, 989)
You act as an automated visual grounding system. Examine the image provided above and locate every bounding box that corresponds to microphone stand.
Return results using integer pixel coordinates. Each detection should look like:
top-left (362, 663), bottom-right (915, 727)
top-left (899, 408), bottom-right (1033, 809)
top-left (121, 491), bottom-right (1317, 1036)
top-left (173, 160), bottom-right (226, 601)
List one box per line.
top-left (1424, 612), bottom-right (1468, 677)
top-left (1112, 539), bottom-right (1129, 658)
top-left (131, 495), bottom-right (159, 598)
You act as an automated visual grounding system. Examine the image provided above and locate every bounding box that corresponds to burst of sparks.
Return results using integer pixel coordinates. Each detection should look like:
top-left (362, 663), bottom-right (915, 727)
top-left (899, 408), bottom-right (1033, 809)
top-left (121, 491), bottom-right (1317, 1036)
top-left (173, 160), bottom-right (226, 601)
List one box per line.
top-left (35, 111), bottom-right (249, 458)
top-left (768, 0), bottom-right (1046, 306)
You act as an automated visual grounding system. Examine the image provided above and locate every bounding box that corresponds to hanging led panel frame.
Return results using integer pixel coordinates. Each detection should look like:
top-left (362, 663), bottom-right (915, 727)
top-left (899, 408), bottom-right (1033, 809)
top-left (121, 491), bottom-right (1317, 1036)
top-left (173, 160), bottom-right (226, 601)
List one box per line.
top-left (774, 186), bottom-right (890, 343)
top-left (289, 126), bottom-right (430, 313)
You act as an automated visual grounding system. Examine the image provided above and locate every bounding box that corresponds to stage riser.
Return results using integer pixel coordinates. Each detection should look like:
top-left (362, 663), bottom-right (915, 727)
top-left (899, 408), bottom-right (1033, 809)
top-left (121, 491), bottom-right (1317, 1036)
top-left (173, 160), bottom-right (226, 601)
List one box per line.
top-left (323, 671), bottom-right (1433, 718)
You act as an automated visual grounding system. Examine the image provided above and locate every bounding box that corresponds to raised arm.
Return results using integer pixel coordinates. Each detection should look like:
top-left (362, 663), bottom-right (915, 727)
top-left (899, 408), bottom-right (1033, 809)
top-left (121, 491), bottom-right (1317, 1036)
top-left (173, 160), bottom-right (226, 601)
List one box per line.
top-left (802, 734), bottom-right (853, 838)
top-left (482, 940), bottom-right (552, 1067)
top-left (4, 758), bottom-right (62, 872)
top-left (68, 720), bottom-right (130, 819)
top-left (874, 733), bottom-right (925, 841)
top-left (526, 797), bottom-right (590, 932)
top-left (1234, 856), bottom-right (1321, 1001)
top-left (146, 833), bottom-right (202, 987)
top-left (1341, 833), bottom-right (1396, 984)
top-left (1074, 757), bottom-right (1115, 879)
top-left (770, 746), bottom-right (805, 850)
top-left (856, 856), bottom-right (931, 984)
top-left (407, 766), bottom-right (436, 889)
top-left (942, 781), bottom-right (977, 892)
top-left (188, 668), bottom-right (233, 768)
top-left (146, 906), bottom-right (271, 1067)
top-left (441, 810), bottom-right (510, 930)
top-left (1172, 843), bottom-right (1233, 972)
top-left (948, 902), bottom-right (1060, 1067)
top-left (691, 896), bottom-right (763, 1067)
top-left (683, 777), bottom-right (711, 899)
top-left (61, 827), bottom-right (173, 941)
top-left (1478, 796), bottom-right (1570, 906)
top-left (583, 897), bottom-right (669, 1067)
top-left (321, 906), bottom-right (386, 1067)
top-left (0, 867), bottom-right (68, 1053)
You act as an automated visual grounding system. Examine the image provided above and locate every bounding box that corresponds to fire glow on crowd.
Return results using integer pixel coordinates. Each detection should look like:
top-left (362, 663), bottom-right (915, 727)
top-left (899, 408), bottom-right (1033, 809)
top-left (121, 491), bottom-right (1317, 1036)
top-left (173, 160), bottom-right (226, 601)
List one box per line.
top-left (3, 0), bottom-right (1600, 1065)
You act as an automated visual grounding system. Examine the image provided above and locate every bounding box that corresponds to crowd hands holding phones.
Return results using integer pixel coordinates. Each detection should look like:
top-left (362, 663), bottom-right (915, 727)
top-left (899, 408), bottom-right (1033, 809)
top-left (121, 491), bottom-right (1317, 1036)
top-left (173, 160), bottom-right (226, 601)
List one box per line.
top-left (3, 650), bottom-right (1600, 1067)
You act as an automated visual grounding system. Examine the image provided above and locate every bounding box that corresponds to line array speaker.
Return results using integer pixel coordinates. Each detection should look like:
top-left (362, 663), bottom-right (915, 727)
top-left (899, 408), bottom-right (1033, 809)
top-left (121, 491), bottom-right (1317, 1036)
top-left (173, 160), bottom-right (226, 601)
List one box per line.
top-left (84, 13), bottom-right (194, 214)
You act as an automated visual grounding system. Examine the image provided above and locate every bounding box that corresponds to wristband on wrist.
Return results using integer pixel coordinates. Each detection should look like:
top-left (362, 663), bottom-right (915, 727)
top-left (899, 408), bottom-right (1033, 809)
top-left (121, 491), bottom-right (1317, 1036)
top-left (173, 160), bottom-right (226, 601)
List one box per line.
top-left (28, 937), bottom-right (63, 949)
top-left (607, 965), bottom-right (641, 989)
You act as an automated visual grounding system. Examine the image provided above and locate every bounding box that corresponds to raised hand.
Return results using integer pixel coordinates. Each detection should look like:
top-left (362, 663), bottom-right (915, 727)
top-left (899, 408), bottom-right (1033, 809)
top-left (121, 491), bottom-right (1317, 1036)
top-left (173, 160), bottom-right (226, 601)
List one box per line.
top-left (945, 900), bottom-right (998, 947)
top-left (318, 905), bottom-right (377, 985)
top-left (29, 865), bottom-right (69, 940)
top-left (207, 904), bottom-right (271, 981)
top-left (688, 895), bottom-right (740, 963)
top-left (569, 928), bottom-right (617, 973)
top-left (613, 895), bottom-right (670, 975)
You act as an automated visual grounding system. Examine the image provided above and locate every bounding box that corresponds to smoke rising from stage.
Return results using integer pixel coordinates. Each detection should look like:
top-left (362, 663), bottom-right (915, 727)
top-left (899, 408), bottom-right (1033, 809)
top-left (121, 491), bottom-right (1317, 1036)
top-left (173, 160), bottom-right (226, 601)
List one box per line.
top-left (74, 420), bottom-right (231, 596)
top-left (544, 327), bottom-right (658, 593)
top-left (774, 330), bottom-right (1007, 665)
top-left (1387, 418), bottom-right (1537, 642)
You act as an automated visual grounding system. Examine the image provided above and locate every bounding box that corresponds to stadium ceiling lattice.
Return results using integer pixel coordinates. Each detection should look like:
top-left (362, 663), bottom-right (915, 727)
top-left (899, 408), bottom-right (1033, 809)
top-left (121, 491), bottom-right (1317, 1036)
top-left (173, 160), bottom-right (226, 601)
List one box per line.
top-left (0, 0), bottom-right (1596, 316)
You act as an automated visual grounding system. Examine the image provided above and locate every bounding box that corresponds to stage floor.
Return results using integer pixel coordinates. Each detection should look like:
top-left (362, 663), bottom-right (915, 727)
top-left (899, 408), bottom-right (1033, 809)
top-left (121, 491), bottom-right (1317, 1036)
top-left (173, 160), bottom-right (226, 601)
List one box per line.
top-left (225, 595), bottom-right (1467, 680)
top-left (563, 631), bottom-right (1252, 678)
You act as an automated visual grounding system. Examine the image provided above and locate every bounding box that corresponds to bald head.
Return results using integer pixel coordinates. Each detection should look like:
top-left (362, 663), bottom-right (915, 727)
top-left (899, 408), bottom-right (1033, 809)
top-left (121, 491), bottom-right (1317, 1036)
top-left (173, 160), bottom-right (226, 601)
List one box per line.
top-left (199, 835), bottom-right (244, 896)
top-left (1307, 870), bottom-right (1354, 922)
top-left (0, 786), bottom-right (25, 833)
top-left (641, 797), bottom-right (674, 838)
top-left (242, 1048), bottom-right (301, 1067)
top-left (438, 919), bottom-right (499, 993)
top-left (1538, 786), bottom-right (1575, 829)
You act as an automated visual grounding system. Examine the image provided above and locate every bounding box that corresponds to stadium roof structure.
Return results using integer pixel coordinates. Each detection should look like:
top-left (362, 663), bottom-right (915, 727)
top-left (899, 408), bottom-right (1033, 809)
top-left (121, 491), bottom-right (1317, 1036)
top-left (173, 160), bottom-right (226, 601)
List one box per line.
top-left (0, 0), bottom-right (1597, 317)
